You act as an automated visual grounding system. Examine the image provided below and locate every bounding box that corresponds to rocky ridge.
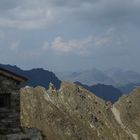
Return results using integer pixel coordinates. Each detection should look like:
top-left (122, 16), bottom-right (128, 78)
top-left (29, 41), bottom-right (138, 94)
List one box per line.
top-left (20, 82), bottom-right (140, 140)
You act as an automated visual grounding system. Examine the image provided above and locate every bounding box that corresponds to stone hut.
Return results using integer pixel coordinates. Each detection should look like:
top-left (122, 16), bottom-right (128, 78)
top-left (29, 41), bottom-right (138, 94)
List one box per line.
top-left (0, 67), bottom-right (27, 135)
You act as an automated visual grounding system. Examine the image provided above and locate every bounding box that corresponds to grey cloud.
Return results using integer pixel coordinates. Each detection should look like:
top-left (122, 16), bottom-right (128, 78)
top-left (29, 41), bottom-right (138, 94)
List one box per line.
top-left (73, 0), bottom-right (140, 26)
top-left (0, 0), bottom-right (140, 72)
top-left (45, 0), bottom-right (140, 27)
top-left (0, 0), bottom-right (140, 29)
top-left (0, 0), bottom-right (20, 11)
top-left (46, 0), bottom-right (98, 7)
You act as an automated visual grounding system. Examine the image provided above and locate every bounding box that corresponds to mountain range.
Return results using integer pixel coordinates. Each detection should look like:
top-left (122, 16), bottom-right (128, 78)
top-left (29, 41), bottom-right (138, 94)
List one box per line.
top-left (0, 64), bottom-right (124, 102)
top-left (56, 68), bottom-right (116, 86)
top-left (56, 68), bottom-right (140, 93)
top-left (106, 68), bottom-right (140, 86)
top-left (1, 63), bottom-right (140, 102)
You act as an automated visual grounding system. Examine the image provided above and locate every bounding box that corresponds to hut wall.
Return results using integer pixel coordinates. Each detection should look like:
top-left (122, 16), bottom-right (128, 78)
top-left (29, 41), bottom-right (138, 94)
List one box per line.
top-left (0, 75), bottom-right (20, 134)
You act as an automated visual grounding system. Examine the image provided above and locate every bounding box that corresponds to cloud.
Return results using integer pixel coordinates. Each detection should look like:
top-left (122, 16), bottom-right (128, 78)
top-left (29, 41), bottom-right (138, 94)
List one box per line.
top-left (0, 18), bottom-right (50, 30)
top-left (45, 0), bottom-right (98, 7)
top-left (0, 0), bottom-right (20, 11)
top-left (71, 0), bottom-right (140, 26)
top-left (42, 42), bottom-right (50, 51)
top-left (0, 0), bottom-right (140, 30)
top-left (51, 35), bottom-right (111, 55)
top-left (9, 41), bottom-right (20, 52)
top-left (0, 0), bottom-right (58, 30)
top-left (0, 30), bottom-right (5, 39)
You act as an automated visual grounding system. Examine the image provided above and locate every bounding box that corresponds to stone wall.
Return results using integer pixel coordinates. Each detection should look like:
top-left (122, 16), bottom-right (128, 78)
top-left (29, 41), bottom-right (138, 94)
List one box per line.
top-left (0, 75), bottom-right (20, 134)
top-left (0, 75), bottom-right (44, 140)
top-left (0, 128), bottom-right (43, 140)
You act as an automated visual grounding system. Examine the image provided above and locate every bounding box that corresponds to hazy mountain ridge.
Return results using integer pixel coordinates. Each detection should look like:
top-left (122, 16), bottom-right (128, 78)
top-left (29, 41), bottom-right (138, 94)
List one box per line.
top-left (118, 82), bottom-right (140, 94)
top-left (106, 68), bottom-right (140, 86)
top-left (57, 68), bottom-right (140, 93)
top-left (75, 81), bottom-right (122, 102)
top-left (56, 68), bottom-right (116, 86)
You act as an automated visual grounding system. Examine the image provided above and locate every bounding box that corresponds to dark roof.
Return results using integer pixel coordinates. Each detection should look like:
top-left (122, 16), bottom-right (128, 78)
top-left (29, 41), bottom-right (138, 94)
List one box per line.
top-left (0, 67), bottom-right (27, 82)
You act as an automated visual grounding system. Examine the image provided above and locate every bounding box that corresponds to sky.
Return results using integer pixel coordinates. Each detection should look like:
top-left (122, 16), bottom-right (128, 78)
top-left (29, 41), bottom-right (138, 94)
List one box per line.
top-left (0, 0), bottom-right (140, 72)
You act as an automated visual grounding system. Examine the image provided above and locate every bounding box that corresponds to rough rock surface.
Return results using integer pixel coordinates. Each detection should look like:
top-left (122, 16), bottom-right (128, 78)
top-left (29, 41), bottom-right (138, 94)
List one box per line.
top-left (20, 82), bottom-right (137, 140)
top-left (113, 87), bottom-right (140, 140)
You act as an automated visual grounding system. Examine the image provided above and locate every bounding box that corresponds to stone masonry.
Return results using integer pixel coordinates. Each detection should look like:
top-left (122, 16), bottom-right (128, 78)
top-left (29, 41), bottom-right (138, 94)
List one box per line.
top-left (0, 68), bottom-right (43, 140)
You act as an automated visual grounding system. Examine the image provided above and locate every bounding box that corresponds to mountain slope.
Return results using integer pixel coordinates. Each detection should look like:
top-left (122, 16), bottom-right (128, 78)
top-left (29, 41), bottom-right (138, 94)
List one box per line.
top-left (113, 87), bottom-right (140, 140)
top-left (20, 82), bottom-right (134, 140)
top-left (75, 82), bottom-right (122, 102)
top-left (0, 64), bottom-right (61, 89)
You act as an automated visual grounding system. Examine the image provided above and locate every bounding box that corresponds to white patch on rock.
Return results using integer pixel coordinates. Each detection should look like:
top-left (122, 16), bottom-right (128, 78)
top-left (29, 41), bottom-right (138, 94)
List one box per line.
top-left (90, 123), bottom-right (95, 129)
top-left (111, 106), bottom-right (123, 126)
top-left (88, 95), bottom-right (92, 99)
top-left (44, 92), bottom-right (51, 102)
top-left (132, 133), bottom-right (138, 140)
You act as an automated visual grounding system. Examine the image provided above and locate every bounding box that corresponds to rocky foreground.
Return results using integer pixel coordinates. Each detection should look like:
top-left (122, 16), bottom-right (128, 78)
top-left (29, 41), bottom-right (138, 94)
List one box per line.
top-left (20, 82), bottom-right (140, 140)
